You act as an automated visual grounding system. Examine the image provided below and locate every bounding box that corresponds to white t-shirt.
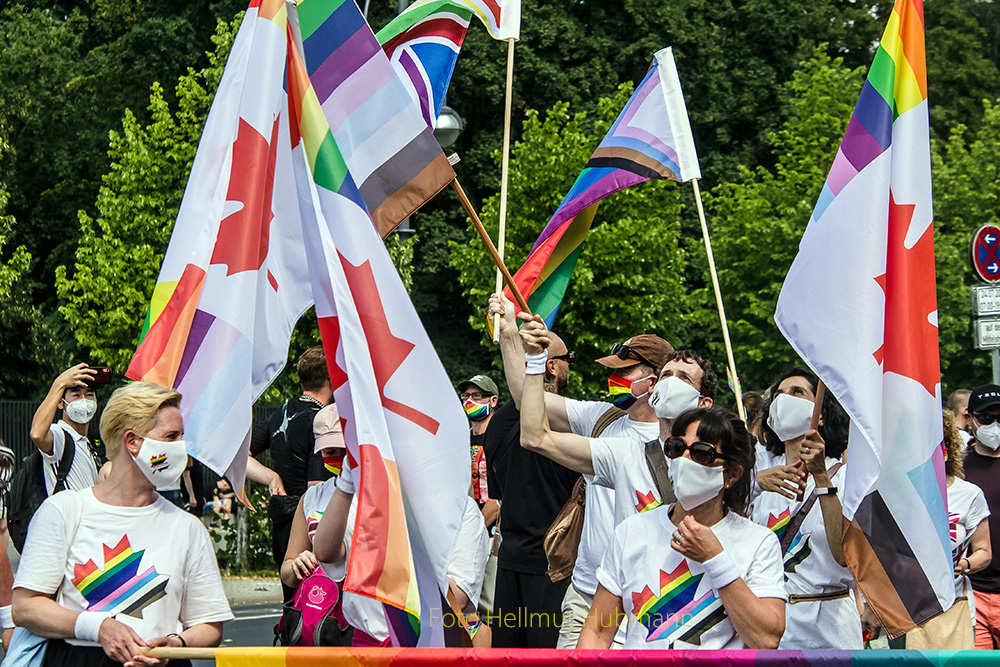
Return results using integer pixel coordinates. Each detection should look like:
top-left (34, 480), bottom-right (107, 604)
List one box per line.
top-left (14, 487), bottom-right (233, 646)
top-left (591, 436), bottom-right (666, 526)
top-left (597, 505), bottom-right (786, 649)
top-left (42, 421), bottom-right (99, 495)
top-left (322, 495), bottom-right (489, 641)
top-left (301, 477), bottom-right (337, 543)
top-left (750, 456), bottom-right (861, 649)
top-left (564, 398), bottom-right (658, 596)
top-left (947, 477), bottom-right (990, 606)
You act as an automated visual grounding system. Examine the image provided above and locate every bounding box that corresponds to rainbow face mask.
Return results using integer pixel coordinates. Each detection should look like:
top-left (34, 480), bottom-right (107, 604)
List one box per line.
top-left (464, 398), bottom-right (491, 421)
top-left (608, 373), bottom-right (654, 409)
top-left (323, 450), bottom-right (346, 476)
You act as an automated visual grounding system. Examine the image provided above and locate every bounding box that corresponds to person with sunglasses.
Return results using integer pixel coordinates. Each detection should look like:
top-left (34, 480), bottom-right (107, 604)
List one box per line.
top-left (752, 367), bottom-right (859, 650)
top-left (962, 384), bottom-right (1000, 649)
top-left (576, 406), bottom-right (786, 649)
top-left (488, 294), bottom-right (672, 648)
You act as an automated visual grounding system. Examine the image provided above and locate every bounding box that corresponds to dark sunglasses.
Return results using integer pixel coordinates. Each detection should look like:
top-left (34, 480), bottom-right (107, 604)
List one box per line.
top-left (664, 437), bottom-right (728, 466)
top-left (552, 351), bottom-right (576, 365)
top-left (610, 342), bottom-right (656, 370)
top-left (974, 412), bottom-right (1000, 425)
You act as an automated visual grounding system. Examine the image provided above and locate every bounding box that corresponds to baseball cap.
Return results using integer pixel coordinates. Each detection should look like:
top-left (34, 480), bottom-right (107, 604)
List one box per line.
top-left (313, 404), bottom-right (346, 453)
top-left (969, 384), bottom-right (1000, 414)
top-left (595, 334), bottom-right (673, 371)
top-left (458, 374), bottom-right (499, 397)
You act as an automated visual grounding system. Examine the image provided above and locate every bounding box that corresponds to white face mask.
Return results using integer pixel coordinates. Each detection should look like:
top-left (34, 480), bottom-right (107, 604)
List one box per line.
top-left (649, 376), bottom-right (700, 420)
top-left (767, 393), bottom-right (815, 442)
top-left (64, 398), bottom-right (97, 424)
top-left (133, 436), bottom-right (188, 488)
top-left (668, 455), bottom-right (726, 511)
top-left (976, 422), bottom-right (1000, 451)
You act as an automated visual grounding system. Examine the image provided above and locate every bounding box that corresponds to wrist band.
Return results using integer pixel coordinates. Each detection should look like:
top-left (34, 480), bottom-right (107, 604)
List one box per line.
top-left (0, 605), bottom-right (12, 630)
top-left (335, 468), bottom-right (355, 494)
top-left (701, 550), bottom-right (740, 590)
top-left (524, 351), bottom-right (548, 375)
top-left (74, 611), bottom-right (112, 643)
top-left (168, 632), bottom-right (187, 647)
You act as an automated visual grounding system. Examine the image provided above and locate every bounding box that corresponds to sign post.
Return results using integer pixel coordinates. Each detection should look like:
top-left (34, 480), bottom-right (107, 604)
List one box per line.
top-left (971, 224), bottom-right (1000, 384)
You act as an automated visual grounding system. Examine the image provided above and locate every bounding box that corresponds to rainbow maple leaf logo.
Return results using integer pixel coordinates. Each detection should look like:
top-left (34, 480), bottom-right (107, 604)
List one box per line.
top-left (71, 535), bottom-right (169, 618)
top-left (635, 489), bottom-right (660, 513)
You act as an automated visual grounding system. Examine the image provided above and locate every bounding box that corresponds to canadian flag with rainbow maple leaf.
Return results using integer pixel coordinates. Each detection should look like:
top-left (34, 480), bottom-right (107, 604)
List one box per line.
top-left (775, 0), bottom-right (954, 639)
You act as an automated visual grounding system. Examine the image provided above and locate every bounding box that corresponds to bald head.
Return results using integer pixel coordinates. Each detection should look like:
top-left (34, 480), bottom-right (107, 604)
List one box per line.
top-left (548, 331), bottom-right (568, 358)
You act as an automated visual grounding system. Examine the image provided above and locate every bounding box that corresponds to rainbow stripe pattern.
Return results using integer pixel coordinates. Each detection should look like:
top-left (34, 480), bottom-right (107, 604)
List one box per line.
top-left (811, 0), bottom-right (926, 223)
top-left (767, 508), bottom-right (792, 543)
top-left (390, 0), bottom-right (518, 41)
top-left (607, 373), bottom-right (635, 407)
top-left (630, 561), bottom-right (702, 636)
top-left (508, 47), bottom-right (700, 327)
top-left (71, 535), bottom-right (169, 618)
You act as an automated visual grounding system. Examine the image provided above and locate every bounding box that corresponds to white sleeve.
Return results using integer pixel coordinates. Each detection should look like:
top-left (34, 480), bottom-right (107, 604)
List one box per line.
top-left (589, 437), bottom-right (629, 488)
top-left (968, 486), bottom-right (991, 534)
top-left (180, 521), bottom-right (234, 627)
top-left (595, 523), bottom-right (626, 598)
top-left (13, 493), bottom-right (78, 594)
top-left (446, 498), bottom-right (489, 608)
top-left (564, 398), bottom-right (612, 437)
top-left (742, 531), bottom-right (788, 601)
top-left (40, 424), bottom-right (66, 465)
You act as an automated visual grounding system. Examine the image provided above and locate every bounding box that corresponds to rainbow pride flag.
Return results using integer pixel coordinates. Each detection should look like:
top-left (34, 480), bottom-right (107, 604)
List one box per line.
top-left (775, 0), bottom-right (952, 637)
top-left (507, 47), bottom-right (700, 326)
top-left (388, 0), bottom-right (520, 42)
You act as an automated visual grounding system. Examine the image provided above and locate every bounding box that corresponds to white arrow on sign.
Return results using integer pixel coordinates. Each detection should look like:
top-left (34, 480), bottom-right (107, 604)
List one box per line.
top-left (990, 262), bottom-right (999, 273)
top-left (987, 234), bottom-right (997, 244)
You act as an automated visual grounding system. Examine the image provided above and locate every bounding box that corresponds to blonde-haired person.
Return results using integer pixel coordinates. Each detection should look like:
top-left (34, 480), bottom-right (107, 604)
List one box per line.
top-left (872, 409), bottom-right (991, 649)
top-left (12, 382), bottom-right (233, 667)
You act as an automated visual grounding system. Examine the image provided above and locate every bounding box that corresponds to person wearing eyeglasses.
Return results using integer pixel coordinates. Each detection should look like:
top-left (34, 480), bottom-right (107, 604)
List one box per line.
top-left (751, 368), bottom-right (859, 650)
top-left (488, 294), bottom-right (673, 648)
top-left (570, 404), bottom-right (786, 649)
top-left (962, 384), bottom-right (1000, 649)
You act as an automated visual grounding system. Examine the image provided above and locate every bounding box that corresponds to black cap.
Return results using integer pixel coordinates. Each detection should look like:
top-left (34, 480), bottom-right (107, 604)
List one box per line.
top-left (969, 384), bottom-right (1000, 414)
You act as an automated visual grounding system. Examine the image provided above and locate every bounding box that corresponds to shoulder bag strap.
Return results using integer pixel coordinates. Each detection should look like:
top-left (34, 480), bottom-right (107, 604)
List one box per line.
top-left (592, 406), bottom-right (627, 438)
top-left (643, 439), bottom-right (676, 506)
top-left (53, 426), bottom-right (77, 494)
top-left (780, 461), bottom-right (844, 554)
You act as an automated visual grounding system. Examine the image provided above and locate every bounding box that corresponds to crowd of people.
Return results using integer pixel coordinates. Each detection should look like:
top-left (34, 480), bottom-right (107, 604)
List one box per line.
top-left (1, 293), bottom-right (999, 663)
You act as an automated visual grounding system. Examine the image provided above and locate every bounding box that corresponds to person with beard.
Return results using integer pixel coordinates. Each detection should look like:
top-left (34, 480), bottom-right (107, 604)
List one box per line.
top-left (484, 330), bottom-right (578, 648)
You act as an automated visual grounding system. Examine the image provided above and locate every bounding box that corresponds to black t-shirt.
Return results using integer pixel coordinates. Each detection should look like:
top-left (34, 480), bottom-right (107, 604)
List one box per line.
top-left (964, 447), bottom-right (1000, 594)
top-left (484, 401), bottom-right (579, 575)
top-left (250, 397), bottom-right (329, 497)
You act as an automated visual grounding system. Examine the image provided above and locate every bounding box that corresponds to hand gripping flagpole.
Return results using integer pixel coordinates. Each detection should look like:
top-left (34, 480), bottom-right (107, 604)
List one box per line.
top-left (492, 36), bottom-right (517, 342)
top-left (691, 179), bottom-right (746, 423)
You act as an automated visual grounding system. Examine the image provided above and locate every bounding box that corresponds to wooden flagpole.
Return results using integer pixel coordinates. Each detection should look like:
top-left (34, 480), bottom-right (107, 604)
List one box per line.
top-left (492, 37), bottom-right (517, 342)
top-left (453, 179), bottom-right (531, 314)
top-left (691, 179), bottom-right (746, 422)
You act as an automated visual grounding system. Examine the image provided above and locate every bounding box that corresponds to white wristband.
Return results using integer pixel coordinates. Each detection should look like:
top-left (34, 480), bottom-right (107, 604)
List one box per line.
top-left (701, 550), bottom-right (740, 590)
top-left (0, 605), bottom-right (12, 629)
top-left (335, 465), bottom-right (355, 494)
top-left (524, 351), bottom-right (548, 375)
top-left (74, 611), bottom-right (112, 643)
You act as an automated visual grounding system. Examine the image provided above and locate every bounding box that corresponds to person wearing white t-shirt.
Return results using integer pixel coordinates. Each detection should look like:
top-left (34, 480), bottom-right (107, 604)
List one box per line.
top-left (28, 364), bottom-right (104, 496)
top-left (488, 293), bottom-right (673, 647)
top-left (13, 382), bottom-right (233, 667)
top-left (752, 367), bottom-right (860, 650)
top-left (312, 465), bottom-right (490, 647)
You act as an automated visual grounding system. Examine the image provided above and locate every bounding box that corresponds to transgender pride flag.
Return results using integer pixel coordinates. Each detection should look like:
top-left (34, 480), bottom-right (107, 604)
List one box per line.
top-left (508, 47), bottom-right (700, 326)
top-left (775, 0), bottom-right (952, 637)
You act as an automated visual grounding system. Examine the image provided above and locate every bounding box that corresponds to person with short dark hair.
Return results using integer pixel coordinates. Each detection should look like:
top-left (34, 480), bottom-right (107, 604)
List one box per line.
top-left (250, 346), bottom-right (334, 600)
top-left (751, 367), bottom-right (860, 649)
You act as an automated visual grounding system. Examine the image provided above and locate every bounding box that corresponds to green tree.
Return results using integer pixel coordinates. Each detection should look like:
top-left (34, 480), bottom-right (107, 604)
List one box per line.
top-left (703, 47), bottom-right (867, 392)
top-left (450, 85), bottom-right (695, 398)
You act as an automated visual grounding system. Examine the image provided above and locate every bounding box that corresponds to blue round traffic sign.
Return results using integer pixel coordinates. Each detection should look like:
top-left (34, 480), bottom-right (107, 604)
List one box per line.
top-left (972, 224), bottom-right (1000, 282)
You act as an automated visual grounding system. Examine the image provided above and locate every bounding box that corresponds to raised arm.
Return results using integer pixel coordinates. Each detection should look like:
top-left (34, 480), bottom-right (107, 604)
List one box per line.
top-left (312, 469), bottom-right (355, 565)
top-left (800, 430), bottom-right (846, 567)
top-left (29, 364), bottom-right (94, 455)
top-left (518, 315), bottom-right (595, 474)
top-left (489, 294), bottom-right (571, 431)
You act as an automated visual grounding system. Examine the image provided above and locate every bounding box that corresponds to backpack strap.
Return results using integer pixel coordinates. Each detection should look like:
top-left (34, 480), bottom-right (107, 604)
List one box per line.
top-left (780, 461), bottom-right (844, 554)
top-left (52, 427), bottom-right (77, 494)
top-left (591, 406), bottom-right (626, 438)
top-left (643, 439), bottom-right (676, 507)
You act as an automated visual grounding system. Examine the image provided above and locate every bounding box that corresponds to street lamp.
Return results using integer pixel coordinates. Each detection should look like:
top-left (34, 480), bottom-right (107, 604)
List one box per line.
top-left (433, 105), bottom-right (464, 149)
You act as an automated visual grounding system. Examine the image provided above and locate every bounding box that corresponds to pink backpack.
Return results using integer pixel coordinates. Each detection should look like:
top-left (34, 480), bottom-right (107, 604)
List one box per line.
top-left (274, 569), bottom-right (353, 647)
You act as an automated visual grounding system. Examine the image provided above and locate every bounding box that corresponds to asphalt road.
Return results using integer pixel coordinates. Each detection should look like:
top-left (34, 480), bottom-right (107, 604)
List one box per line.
top-left (193, 602), bottom-right (283, 667)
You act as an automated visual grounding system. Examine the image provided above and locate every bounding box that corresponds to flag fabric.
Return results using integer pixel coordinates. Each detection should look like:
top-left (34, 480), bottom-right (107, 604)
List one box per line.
top-left (774, 0), bottom-right (952, 637)
top-left (376, 3), bottom-right (473, 130)
top-left (126, 0), bottom-right (312, 489)
top-left (287, 0), bottom-right (470, 646)
top-left (389, 0), bottom-right (520, 42)
top-left (507, 47), bottom-right (700, 327)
